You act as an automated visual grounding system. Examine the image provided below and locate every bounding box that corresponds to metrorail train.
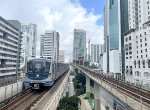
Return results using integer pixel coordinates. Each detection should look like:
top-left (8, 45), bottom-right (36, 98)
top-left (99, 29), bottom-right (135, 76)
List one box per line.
top-left (23, 57), bottom-right (69, 89)
top-left (113, 99), bottom-right (127, 110)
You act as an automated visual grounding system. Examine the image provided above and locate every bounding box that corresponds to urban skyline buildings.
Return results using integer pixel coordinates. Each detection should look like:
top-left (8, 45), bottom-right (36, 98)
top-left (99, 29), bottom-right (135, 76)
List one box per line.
top-left (20, 32), bottom-right (30, 68)
top-left (104, 0), bottom-right (129, 76)
top-left (21, 23), bottom-right (37, 57)
top-left (73, 29), bottom-right (86, 61)
top-left (90, 44), bottom-right (104, 64)
top-left (40, 30), bottom-right (59, 61)
top-left (0, 16), bottom-right (21, 81)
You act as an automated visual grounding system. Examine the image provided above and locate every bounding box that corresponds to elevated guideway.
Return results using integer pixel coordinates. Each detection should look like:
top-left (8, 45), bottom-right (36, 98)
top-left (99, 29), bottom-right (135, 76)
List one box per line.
top-left (73, 64), bottom-right (150, 110)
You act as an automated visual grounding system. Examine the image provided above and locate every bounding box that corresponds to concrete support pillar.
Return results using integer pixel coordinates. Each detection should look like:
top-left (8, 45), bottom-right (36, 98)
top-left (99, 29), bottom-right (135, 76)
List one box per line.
top-left (86, 76), bottom-right (90, 95)
top-left (94, 82), bottom-right (101, 110)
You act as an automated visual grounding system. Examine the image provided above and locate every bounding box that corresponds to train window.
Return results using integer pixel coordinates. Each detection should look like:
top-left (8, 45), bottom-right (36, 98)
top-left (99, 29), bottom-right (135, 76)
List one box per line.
top-left (27, 61), bottom-right (33, 72)
top-left (45, 62), bottom-right (50, 72)
top-left (35, 62), bottom-right (42, 72)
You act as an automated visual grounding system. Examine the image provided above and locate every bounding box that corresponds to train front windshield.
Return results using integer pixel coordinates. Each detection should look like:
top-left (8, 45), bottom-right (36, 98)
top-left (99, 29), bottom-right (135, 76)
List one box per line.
top-left (27, 60), bottom-right (50, 73)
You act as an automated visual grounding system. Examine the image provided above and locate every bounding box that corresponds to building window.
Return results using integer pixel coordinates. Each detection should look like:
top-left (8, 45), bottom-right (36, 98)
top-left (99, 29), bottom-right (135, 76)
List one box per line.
top-left (148, 60), bottom-right (150, 68)
top-left (129, 46), bottom-right (132, 50)
top-left (140, 34), bottom-right (142, 37)
top-left (137, 72), bottom-right (139, 76)
top-left (126, 38), bottom-right (128, 42)
top-left (137, 51), bottom-right (138, 54)
top-left (143, 60), bottom-right (145, 68)
top-left (137, 56), bottom-right (138, 58)
top-left (145, 38), bottom-right (147, 41)
top-left (136, 36), bottom-right (138, 39)
top-left (129, 36), bottom-right (131, 40)
top-left (146, 54), bottom-right (148, 57)
top-left (141, 44), bottom-right (142, 47)
top-left (129, 52), bottom-right (132, 54)
top-left (145, 49), bottom-right (147, 52)
top-left (144, 32), bottom-right (146, 35)
top-left (145, 43), bottom-right (147, 46)
top-left (141, 55), bottom-right (143, 58)
top-left (140, 39), bottom-right (142, 42)
top-left (141, 50), bottom-right (143, 53)
top-left (137, 46), bottom-right (138, 49)
top-left (136, 41), bottom-right (138, 43)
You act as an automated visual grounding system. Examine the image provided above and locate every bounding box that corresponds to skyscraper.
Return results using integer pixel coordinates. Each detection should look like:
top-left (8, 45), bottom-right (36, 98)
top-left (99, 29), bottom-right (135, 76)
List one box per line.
top-left (73, 29), bottom-right (86, 61)
top-left (21, 23), bottom-right (37, 57)
top-left (40, 30), bottom-right (59, 61)
top-left (104, 0), bottom-right (129, 75)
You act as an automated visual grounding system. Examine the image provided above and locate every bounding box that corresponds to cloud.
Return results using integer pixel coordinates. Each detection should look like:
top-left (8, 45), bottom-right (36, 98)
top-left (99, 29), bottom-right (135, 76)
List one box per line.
top-left (0, 0), bottom-right (104, 63)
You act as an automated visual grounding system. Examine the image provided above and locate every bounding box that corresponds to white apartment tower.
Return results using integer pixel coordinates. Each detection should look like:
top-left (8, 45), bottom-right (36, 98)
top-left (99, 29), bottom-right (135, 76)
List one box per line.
top-left (125, 0), bottom-right (150, 87)
top-left (128, 0), bottom-right (150, 30)
top-left (91, 44), bottom-right (104, 64)
top-left (0, 17), bottom-right (21, 81)
top-left (20, 32), bottom-right (30, 68)
top-left (40, 30), bottom-right (59, 61)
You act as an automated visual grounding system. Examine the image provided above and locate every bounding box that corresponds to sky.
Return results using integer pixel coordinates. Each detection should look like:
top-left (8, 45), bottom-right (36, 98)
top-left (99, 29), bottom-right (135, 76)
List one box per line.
top-left (0, 0), bottom-right (104, 62)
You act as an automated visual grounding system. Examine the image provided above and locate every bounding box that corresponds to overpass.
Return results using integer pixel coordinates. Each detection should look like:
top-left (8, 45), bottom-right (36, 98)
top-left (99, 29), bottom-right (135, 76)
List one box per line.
top-left (73, 64), bottom-right (150, 110)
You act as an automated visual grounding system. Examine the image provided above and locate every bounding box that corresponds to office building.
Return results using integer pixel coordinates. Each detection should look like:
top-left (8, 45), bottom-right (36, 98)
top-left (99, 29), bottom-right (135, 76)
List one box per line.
top-left (0, 16), bottom-right (21, 82)
top-left (124, 0), bottom-right (150, 87)
top-left (59, 50), bottom-right (65, 63)
top-left (73, 29), bottom-right (86, 61)
top-left (91, 44), bottom-right (104, 64)
top-left (20, 32), bottom-right (30, 68)
top-left (21, 23), bottom-right (37, 57)
top-left (40, 30), bottom-right (59, 61)
top-left (104, 0), bottom-right (129, 76)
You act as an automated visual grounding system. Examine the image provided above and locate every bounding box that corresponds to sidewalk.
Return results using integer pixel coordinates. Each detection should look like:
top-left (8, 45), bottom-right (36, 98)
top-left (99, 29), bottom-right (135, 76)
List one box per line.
top-left (79, 95), bottom-right (92, 110)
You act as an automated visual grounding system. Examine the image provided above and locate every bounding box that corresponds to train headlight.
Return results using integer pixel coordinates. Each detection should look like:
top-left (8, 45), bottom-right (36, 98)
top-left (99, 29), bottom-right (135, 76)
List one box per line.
top-left (36, 74), bottom-right (39, 77)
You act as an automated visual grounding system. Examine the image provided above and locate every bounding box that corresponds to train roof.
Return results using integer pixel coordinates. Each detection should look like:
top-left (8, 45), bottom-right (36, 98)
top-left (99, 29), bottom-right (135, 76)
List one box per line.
top-left (27, 58), bottom-right (50, 62)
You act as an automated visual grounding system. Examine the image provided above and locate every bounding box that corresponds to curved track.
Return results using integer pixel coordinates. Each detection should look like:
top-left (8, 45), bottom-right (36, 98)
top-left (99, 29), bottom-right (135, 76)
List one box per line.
top-left (77, 65), bottom-right (150, 107)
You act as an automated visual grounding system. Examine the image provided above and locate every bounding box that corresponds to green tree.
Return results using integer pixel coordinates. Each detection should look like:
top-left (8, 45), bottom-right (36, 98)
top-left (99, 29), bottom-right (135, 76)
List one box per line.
top-left (57, 96), bottom-right (80, 110)
top-left (72, 72), bottom-right (86, 96)
top-left (90, 63), bottom-right (98, 69)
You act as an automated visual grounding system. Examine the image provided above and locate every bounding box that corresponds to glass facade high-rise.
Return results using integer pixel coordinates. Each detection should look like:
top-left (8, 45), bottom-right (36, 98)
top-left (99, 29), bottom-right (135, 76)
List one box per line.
top-left (109, 0), bottom-right (120, 50)
top-left (73, 29), bottom-right (86, 61)
top-left (104, 0), bottom-right (129, 74)
top-left (21, 24), bottom-right (37, 57)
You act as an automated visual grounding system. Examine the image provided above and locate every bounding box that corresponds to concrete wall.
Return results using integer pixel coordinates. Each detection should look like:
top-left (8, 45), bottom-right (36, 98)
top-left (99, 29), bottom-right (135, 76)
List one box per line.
top-left (0, 81), bottom-right (23, 103)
